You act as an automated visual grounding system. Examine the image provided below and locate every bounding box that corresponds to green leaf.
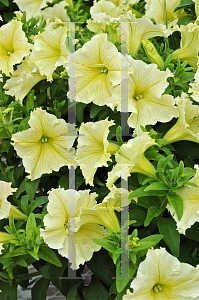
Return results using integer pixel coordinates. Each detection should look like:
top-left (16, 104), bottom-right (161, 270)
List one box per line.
top-left (179, 15), bottom-right (195, 26)
top-left (167, 193), bottom-right (183, 221)
top-left (93, 238), bottom-right (117, 253)
top-left (90, 103), bottom-right (104, 119)
top-left (144, 206), bottom-right (162, 227)
top-left (0, 129), bottom-right (11, 139)
top-left (133, 234), bottom-right (163, 253)
top-left (0, 0), bottom-right (9, 6)
top-left (21, 195), bottom-right (29, 215)
top-left (28, 196), bottom-right (48, 214)
top-left (76, 102), bottom-right (87, 123)
top-left (144, 182), bottom-right (169, 191)
top-left (38, 245), bottom-right (62, 267)
top-left (18, 117), bottom-right (30, 131)
top-left (84, 275), bottom-right (109, 300)
top-left (174, 0), bottom-right (194, 11)
top-left (0, 282), bottom-right (17, 300)
top-left (26, 213), bottom-right (37, 238)
top-left (36, 92), bottom-right (46, 106)
top-left (87, 248), bottom-right (115, 287)
top-left (14, 178), bottom-right (26, 200)
top-left (129, 186), bottom-right (167, 198)
top-left (66, 281), bottom-right (83, 300)
top-left (25, 178), bottom-right (40, 202)
top-left (116, 261), bottom-right (136, 293)
top-left (157, 218), bottom-right (180, 257)
top-left (129, 209), bottom-right (147, 226)
top-left (179, 72), bottom-right (195, 83)
top-left (31, 277), bottom-right (50, 300)
top-left (185, 222), bottom-right (199, 242)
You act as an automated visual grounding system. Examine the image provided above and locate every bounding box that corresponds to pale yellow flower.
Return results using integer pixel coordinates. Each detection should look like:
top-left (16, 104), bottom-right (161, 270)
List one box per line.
top-left (11, 108), bottom-right (77, 181)
top-left (67, 33), bottom-right (128, 106)
top-left (106, 133), bottom-right (157, 189)
top-left (123, 248), bottom-right (199, 300)
top-left (189, 68), bottom-right (199, 102)
top-left (106, 56), bottom-right (178, 134)
top-left (75, 118), bottom-right (119, 186)
top-left (0, 20), bottom-right (31, 76)
top-left (41, 1), bottom-right (70, 23)
top-left (13, 0), bottom-right (53, 20)
top-left (3, 59), bottom-right (47, 104)
top-left (0, 181), bottom-right (27, 220)
top-left (163, 93), bottom-right (199, 144)
top-left (193, 0), bottom-right (199, 19)
top-left (167, 165), bottom-right (199, 235)
top-left (145, 0), bottom-right (187, 29)
top-left (117, 13), bottom-right (171, 57)
top-left (40, 187), bottom-right (108, 270)
top-left (74, 185), bottom-right (127, 233)
top-left (172, 22), bottom-right (199, 69)
top-left (28, 26), bottom-right (69, 81)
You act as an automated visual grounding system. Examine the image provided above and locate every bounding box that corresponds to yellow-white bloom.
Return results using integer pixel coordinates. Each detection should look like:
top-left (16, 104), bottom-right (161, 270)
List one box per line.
top-left (123, 248), bottom-right (199, 300)
top-left (11, 108), bottom-right (77, 181)
top-left (117, 13), bottom-right (171, 57)
top-left (0, 181), bottom-right (27, 220)
top-left (75, 118), bottom-right (117, 186)
top-left (3, 59), bottom-right (47, 104)
top-left (106, 133), bottom-right (157, 189)
top-left (29, 26), bottom-right (69, 81)
top-left (13, 0), bottom-right (53, 20)
top-left (145, 0), bottom-right (186, 29)
top-left (167, 165), bottom-right (199, 234)
top-left (189, 68), bottom-right (199, 102)
top-left (193, 0), bottom-right (199, 19)
top-left (163, 93), bottom-right (199, 144)
top-left (106, 56), bottom-right (178, 134)
top-left (172, 22), bottom-right (199, 69)
top-left (40, 188), bottom-right (108, 270)
top-left (74, 185), bottom-right (127, 233)
top-left (41, 1), bottom-right (70, 23)
top-left (0, 20), bottom-right (31, 76)
top-left (67, 33), bottom-right (128, 106)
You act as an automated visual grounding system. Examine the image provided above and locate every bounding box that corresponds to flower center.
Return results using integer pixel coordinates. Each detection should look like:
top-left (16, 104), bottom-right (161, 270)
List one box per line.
top-left (153, 284), bottom-right (163, 293)
top-left (129, 237), bottom-right (140, 249)
top-left (101, 66), bottom-right (108, 73)
top-left (135, 94), bottom-right (143, 100)
top-left (40, 136), bottom-right (48, 143)
top-left (64, 219), bottom-right (69, 229)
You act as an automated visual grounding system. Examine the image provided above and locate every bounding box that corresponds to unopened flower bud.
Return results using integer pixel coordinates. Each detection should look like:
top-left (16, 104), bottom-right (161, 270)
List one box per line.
top-left (142, 39), bottom-right (164, 70)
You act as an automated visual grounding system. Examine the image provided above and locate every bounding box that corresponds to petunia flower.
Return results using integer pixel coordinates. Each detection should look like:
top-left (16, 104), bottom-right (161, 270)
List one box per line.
top-left (28, 26), bottom-right (69, 81)
top-left (167, 165), bottom-right (199, 234)
top-left (73, 185), bottom-right (128, 234)
top-left (163, 93), bottom-right (199, 144)
top-left (11, 108), bottom-right (77, 181)
top-left (3, 59), bottom-right (47, 104)
top-left (40, 187), bottom-right (108, 270)
top-left (75, 118), bottom-right (119, 186)
top-left (188, 68), bottom-right (199, 102)
top-left (106, 133), bottom-right (157, 189)
top-left (40, 1), bottom-right (70, 23)
top-left (0, 19), bottom-right (31, 76)
top-left (144, 0), bottom-right (187, 29)
top-left (106, 56), bottom-right (178, 134)
top-left (67, 33), bottom-right (128, 106)
top-left (123, 247), bottom-right (199, 300)
top-left (0, 181), bottom-right (27, 220)
top-left (13, 0), bottom-right (53, 20)
top-left (172, 22), bottom-right (199, 69)
top-left (117, 13), bottom-right (171, 57)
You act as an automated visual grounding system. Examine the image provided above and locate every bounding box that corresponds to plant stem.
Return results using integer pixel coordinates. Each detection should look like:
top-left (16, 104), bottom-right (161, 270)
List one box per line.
top-left (16, 271), bottom-right (40, 282)
top-left (0, 162), bottom-right (8, 181)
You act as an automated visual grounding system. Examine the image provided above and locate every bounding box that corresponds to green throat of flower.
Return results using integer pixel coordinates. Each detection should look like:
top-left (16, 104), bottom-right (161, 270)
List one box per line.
top-left (153, 283), bottom-right (163, 293)
top-left (41, 136), bottom-right (48, 143)
top-left (101, 66), bottom-right (108, 73)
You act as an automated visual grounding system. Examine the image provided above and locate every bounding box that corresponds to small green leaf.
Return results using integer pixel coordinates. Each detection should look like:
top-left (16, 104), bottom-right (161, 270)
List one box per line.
top-left (116, 261), bottom-right (136, 293)
top-left (157, 218), bottom-right (180, 257)
top-left (25, 178), bottom-right (40, 202)
top-left (133, 234), bottom-right (163, 253)
top-left (144, 182), bottom-right (169, 191)
top-left (129, 187), bottom-right (167, 198)
top-left (28, 196), bottom-right (48, 214)
top-left (144, 206), bottom-right (162, 227)
top-left (31, 277), bottom-right (50, 300)
top-left (38, 245), bottom-right (62, 267)
top-left (93, 238), bottom-right (117, 253)
top-left (167, 194), bottom-right (183, 221)
top-left (21, 195), bottom-right (29, 215)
